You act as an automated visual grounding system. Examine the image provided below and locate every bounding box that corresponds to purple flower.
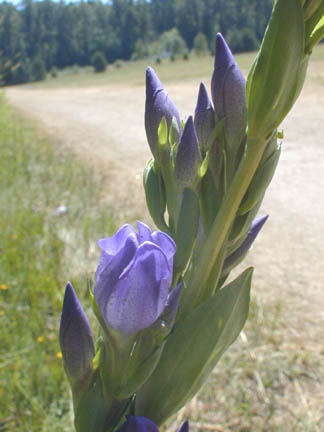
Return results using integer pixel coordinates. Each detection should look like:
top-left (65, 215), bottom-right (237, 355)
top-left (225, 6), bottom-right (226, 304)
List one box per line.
top-left (59, 282), bottom-right (95, 385)
top-left (116, 416), bottom-right (189, 432)
top-left (94, 221), bottom-right (177, 336)
top-left (145, 67), bottom-right (181, 158)
top-left (211, 33), bottom-right (246, 153)
top-left (194, 83), bottom-right (215, 153)
top-left (175, 116), bottom-right (202, 190)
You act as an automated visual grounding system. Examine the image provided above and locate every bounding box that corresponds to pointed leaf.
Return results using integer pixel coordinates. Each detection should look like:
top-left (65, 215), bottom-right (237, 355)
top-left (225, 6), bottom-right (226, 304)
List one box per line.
top-left (135, 268), bottom-right (252, 425)
top-left (247, 0), bottom-right (305, 139)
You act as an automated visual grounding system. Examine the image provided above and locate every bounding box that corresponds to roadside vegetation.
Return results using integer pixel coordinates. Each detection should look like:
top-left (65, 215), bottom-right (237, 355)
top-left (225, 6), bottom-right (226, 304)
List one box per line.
top-left (0, 94), bottom-right (115, 431)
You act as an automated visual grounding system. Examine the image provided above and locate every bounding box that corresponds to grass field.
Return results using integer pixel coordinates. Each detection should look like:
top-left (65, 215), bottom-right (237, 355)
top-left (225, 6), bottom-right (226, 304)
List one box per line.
top-left (0, 94), bottom-right (115, 431)
top-left (2, 45), bottom-right (324, 431)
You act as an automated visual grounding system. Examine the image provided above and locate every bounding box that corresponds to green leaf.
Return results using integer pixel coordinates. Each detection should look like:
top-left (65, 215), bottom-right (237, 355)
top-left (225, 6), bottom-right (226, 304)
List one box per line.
top-left (143, 160), bottom-right (169, 233)
top-left (135, 268), bottom-right (253, 425)
top-left (306, 13), bottom-right (324, 52)
top-left (173, 188), bottom-right (200, 274)
top-left (247, 0), bottom-right (305, 139)
top-left (74, 372), bottom-right (110, 432)
top-left (238, 140), bottom-right (281, 215)
top-left (158, 117), bottom-right (168, 148)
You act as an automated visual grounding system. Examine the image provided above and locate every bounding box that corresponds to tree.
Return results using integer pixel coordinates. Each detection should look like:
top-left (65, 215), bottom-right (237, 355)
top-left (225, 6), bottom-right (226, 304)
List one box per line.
top-left (92, 51), bottom-right (107, 72)
top-left (193, 32), bottom-right (208, 55)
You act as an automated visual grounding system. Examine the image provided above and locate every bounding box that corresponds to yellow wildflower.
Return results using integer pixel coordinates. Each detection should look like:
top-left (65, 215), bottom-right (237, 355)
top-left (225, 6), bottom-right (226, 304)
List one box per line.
top-left (0, 284), bottom-right (7, 291)
top-left (56, 352), bottom-right (63, 359)
top-left (37, 336), bottom-right (44, 343)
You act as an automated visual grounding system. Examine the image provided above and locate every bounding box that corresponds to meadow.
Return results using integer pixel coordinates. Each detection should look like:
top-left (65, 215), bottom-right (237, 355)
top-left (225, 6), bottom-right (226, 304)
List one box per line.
top-left (2, 46), bottom-right (324, 431)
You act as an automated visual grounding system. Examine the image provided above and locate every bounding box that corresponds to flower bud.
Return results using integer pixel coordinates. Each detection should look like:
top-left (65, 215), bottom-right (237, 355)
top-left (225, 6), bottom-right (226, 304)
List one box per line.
top-left (194, 83), bottom-right (215, 154)
top-left (94, 221), bottom-right (176, 337)
top-left (145, 67), bottom-right (181, 159)
top-left (223, 215), bottom-right (268, 274)
top-left (116, 415), bottom-right (159, 432)
top-left (177, 421), bottom-right (189, 432)
top-left (59, 282), bottom-right (95, 388)
top-left (175, 116), bottom-right (202, 191)
top-left (116, 415), bottom-right (189, 432)
top-left (211, 33), bottom-right (246, 160)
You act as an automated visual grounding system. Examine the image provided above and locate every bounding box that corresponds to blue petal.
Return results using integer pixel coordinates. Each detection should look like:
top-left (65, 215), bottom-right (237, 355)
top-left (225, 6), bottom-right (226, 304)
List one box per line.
top-left (94, 232), bottom-right (138, 321)
top-left (151, 230), bottom-right (176, 270)
top-left (116, 415), bottom-right (159, 432)
top-left (96, 224), bottom-right (137, 279)
top-left (137, 220), bottom-right (153, 243)
top-left (59, 282), bottom-right (94, 383)
top-left (105, 242), bottom-right (171, 335)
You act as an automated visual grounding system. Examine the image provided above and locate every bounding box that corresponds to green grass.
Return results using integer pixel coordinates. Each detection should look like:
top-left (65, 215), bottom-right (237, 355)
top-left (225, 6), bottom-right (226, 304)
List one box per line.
top-left (0, 94), bottom-right (115, 431)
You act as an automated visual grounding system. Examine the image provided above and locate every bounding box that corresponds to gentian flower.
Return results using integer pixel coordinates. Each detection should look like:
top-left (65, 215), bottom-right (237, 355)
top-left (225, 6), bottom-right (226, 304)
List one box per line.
top-left (116, 415), bottom-right (189, 432)
top-left (94, 221), bottom-right (177, 336)
top-left (194, 82), bottom-right (215, 154)
top-left (211, 33), bottom-right (246, 156)
top-left (59, 282), bottom-right (95, 386)
top-left (175, 116), bottom-right (202, 191)
top-left (145, 67), bottom-right (181, 159)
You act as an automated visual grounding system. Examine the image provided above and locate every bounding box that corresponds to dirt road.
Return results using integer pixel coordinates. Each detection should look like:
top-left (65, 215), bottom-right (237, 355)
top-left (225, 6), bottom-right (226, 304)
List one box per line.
top-left (5, 65), bottom-right (324, 351)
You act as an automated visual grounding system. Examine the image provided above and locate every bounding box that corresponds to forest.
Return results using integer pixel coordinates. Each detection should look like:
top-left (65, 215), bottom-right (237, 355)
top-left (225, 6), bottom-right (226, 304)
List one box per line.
top-left (0, 0), bottom-right (273, 85)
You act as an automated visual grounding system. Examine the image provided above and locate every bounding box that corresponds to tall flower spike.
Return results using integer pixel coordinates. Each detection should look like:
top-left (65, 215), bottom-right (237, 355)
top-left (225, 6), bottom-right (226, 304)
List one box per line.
top-left (194, 82), bottom-right (215, 154)
top-left (175, 116), bottom-right (202, 191)
top-left (59, 282), bottom-right (95, 387)
top-left (211, 33), bottom-right (246, 163)
top-left (145, 67), bottom-right (181, 159)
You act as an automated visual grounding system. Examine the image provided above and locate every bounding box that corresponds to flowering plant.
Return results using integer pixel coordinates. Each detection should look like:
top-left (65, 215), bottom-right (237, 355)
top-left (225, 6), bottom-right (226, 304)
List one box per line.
top-left (59, 1), bottom-right (324, 431)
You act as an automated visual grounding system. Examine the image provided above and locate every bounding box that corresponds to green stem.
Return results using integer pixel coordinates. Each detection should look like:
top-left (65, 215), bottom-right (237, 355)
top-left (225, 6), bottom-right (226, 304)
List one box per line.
top-left (182, 137), bottom-right (267, 312)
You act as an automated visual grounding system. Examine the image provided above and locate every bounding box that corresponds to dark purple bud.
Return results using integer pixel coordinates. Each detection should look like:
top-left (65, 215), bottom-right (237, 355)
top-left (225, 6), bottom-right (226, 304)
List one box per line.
top-left (224, 215), bottom-right (268, 271)
top-left (211, 33), bottom-right (246, 152)
top-left (59, 282), bottom-right (95, 385)
top-left (94, 221), bottom-right (177, 336)
top-left (145, 67), bottom-right (181, 159)
top-left (116, 415), bottom-right (159, 432)
top-left (177, 421), bottom-right (189, 432)
top-left (175, 116), bottom-right (202, 190)
top-left (116, 416), bottom-right (189, 432)
top-left (194, 83), bottom-right (215, 153)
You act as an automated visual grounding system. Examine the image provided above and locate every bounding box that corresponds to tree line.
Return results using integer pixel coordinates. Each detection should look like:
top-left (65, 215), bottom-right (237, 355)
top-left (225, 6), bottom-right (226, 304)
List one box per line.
top-left (0, 0), bottom-right (273, 86)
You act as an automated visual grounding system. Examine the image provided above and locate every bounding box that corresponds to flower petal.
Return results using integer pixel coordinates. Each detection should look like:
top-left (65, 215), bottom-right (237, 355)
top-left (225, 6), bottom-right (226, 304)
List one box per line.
top-left (151, 230), bottom-right (176, 270)
top-left (105, 242), bottom-right (171, 335)
top-left (94, 232), bottom-right (138, 318)
top-left (137, 220), bottom-right (153, 243)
